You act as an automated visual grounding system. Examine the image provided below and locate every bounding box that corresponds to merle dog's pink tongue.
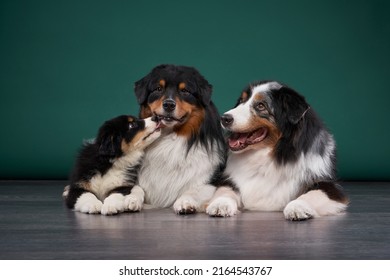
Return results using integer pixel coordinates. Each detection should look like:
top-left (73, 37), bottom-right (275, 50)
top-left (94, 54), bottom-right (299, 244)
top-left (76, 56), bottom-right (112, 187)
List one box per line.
top-left (228, 133), bottom-right (249, 148)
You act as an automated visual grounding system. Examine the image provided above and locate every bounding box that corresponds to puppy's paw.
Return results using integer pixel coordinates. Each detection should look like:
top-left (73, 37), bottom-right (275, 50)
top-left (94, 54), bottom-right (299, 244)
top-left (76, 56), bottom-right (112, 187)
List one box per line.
top-left (206, 197), bottom-right (238, 217)
top-left (74, 192), bottom-right (103, 214)
top-left (101, 194), bottom-right (125, 215)
top-left (124, 194), bottom-right (143, 212)
top-left (283, 200), bottom-right (317, 221)
top-left (62, 185), bottom-right (70, 198)
top-left (173, 196), bottom-right (198, 215)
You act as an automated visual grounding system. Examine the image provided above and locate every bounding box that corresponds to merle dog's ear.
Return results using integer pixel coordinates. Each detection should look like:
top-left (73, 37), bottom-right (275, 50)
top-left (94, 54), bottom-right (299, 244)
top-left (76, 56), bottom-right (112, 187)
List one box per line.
top-left (277, 86), bottom-right (310, 125)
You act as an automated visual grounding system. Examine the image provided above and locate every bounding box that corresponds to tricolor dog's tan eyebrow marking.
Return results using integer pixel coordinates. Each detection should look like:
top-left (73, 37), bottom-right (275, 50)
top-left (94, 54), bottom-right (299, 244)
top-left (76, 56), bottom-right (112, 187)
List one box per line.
top-left (127, 116), bottom-right (135, 122)
top-left (159, 79), bottom-right (166, 88)
top-left (179, 82), bottom-right (186, 90)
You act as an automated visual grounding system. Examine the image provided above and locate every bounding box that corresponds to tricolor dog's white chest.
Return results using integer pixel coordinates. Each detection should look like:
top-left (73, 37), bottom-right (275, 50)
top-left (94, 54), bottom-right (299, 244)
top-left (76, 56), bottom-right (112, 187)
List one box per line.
top-left (138, 134), bottom-right (220, 208)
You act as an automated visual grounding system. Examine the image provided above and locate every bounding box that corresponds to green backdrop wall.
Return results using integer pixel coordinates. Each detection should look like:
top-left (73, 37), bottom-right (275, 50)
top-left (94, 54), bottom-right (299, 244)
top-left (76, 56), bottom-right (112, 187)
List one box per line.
top-left (1, 0), bottom-right (389, 180)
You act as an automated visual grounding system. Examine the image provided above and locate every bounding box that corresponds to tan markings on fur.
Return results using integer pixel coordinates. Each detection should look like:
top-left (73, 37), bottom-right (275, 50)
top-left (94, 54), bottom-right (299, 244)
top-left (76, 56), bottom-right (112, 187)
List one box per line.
top-left (159, 79), bottom-right (166, 88)
top-left (141, 96), bottom-right (165, 118)
top-left (174, 98), bottom-right (205, 138)
top-left (246, 93), bottom-right (282, 149)
top-left (253, 93), bottom-right (265, 102)
top-left (127, 116), bottom-right (135, 122)
top-left (178, 82), bottom-right (186, 90)
top-left (242, 115), bottom-right (281, 150)
top-left (121, 130), bottom-right (145, 153)
top-left (79, 181), bottom-right (92, 192)
top-left (241, 91), bottom-right (249, 103)
top-left (140, 105), bottom-right (152, 118)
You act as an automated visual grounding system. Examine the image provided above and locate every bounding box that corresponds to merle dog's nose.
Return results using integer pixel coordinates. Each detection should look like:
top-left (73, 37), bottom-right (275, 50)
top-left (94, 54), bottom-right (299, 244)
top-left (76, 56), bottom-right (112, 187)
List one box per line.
top-left (163, 99), bottom-right (176, 112)
top-left (221, 114), bottom-right (234, 127)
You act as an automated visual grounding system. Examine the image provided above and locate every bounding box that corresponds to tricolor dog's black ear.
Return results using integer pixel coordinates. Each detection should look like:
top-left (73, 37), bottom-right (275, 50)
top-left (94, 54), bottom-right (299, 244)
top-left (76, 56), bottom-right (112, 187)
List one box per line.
top-left (195, 73), bottom-right (212, 106)
top-left (134, 76), bottom-right (149, 105)
top-left (134, 64), bottom-right (168, 105)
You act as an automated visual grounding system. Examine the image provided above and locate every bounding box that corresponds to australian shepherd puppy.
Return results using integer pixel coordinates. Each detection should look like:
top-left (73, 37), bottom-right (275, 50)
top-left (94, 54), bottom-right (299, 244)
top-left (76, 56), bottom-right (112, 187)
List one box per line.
top-left (64, 115), bottom-right (161, 215)
top-left (206, 81), bottom-right (349, 220)
top-left (134, 64), bottom-right (226, 214)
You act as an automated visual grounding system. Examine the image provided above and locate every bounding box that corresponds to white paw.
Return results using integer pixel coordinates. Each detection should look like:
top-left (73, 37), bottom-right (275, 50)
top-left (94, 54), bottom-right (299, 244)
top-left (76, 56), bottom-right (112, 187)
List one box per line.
top-left (173, 196), bottom-right (198, 215)
top-left (206, 197), bottom-right (238, 217)
top-left (62, 185), bottom-right (70, 198)
top-left (283, 200), bottom-right (318, 221)
top-left (74, 192), bottom-right (103, 214)
top-left (124, 194), bottom-right (143, 212)
top-left (101, 194), bottom-right (126, 215)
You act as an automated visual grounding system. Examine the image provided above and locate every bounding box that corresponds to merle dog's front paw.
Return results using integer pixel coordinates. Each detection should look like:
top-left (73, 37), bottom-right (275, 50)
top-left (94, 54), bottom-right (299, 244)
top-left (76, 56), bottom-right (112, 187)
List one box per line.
top-left (173, 196), bottom-right (198, 215)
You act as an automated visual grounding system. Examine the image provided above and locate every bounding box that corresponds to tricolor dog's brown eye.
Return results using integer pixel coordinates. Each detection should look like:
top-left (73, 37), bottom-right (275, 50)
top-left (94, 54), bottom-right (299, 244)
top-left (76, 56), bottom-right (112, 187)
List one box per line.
top-left (153, 87), bottom-right (162, 93)
top-left (180, 88), bottom-right (190, 95)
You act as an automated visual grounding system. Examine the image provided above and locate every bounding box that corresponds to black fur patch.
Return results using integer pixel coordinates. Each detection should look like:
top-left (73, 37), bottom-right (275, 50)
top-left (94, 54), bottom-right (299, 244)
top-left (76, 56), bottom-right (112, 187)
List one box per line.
top-left (312, 181), bottom-right (349, 204)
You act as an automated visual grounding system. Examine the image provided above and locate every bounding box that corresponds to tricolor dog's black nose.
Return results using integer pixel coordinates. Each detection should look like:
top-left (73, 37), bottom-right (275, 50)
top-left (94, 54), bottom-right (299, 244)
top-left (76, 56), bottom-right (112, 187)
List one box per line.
top-left (163, 99), bottom-right (176, 112)
top-left (221, 114), bottom-right (234, 127)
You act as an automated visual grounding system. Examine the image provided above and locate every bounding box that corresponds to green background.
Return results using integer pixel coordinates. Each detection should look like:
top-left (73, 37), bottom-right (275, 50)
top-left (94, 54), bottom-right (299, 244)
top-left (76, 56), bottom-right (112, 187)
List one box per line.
top-left (1, 0), bottom-right (389, 180)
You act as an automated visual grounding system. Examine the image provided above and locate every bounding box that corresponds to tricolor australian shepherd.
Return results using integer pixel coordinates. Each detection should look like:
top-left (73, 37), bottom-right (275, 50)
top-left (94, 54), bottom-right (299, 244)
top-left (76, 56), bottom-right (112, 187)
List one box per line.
top-left (64, 115), bottom-right (161, 215)
top-left (206, 81), bottom-right (349, 220)
top-left (134, 64), bottom-right (226, 214)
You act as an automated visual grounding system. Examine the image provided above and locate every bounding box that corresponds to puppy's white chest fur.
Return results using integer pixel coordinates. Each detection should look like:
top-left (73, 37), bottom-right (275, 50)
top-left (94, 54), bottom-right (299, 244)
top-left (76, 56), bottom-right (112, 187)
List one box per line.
top-left (226, 148), bottom-right (300, 211)
top-left (89, 150), bottom-right (143, 201)
top-left (138, 134), bottom-right (219, 208)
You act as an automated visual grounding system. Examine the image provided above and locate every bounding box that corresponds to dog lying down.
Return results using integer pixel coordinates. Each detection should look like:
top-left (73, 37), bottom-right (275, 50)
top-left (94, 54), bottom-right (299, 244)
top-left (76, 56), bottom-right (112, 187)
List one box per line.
top-left (63, 115), bottom-right (162, 215)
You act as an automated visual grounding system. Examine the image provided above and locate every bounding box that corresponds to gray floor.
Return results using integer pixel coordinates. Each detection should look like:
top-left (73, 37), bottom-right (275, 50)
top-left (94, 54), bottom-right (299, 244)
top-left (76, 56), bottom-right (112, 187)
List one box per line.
top-left (0, 181), bottom-right (389, 260)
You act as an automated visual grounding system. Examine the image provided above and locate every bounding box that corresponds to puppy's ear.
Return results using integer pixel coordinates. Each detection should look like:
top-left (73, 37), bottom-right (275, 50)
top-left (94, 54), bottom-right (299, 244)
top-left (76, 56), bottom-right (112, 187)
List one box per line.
top-left (96, 121), bottom-right (123, 157)
top-left (98, 134), bottom-right (122, 157)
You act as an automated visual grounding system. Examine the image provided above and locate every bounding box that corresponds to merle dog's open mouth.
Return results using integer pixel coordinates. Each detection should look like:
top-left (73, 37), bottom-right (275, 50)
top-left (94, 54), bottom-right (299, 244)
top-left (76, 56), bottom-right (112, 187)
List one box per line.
top-left (227, 127), bottom-right (268, 151)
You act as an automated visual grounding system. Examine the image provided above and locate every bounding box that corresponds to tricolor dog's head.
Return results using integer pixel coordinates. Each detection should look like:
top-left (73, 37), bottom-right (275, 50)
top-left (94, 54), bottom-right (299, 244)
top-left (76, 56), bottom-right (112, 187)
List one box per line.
top-left (134, 64), bottom-right (212, 137)
top-left (221, 81), bottom-right (310, 153)
top-left (97, 115), bottom-right (161, 157)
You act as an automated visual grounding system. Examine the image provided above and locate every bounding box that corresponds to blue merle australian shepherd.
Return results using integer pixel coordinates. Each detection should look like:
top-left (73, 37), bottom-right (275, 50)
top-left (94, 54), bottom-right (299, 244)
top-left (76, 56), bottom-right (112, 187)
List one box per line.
top-left (206, 81), bottom-right (349, 220)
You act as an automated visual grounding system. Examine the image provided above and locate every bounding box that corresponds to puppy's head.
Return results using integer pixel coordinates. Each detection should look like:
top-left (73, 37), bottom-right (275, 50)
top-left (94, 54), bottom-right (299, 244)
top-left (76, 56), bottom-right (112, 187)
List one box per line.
top-left (134, 64), bottom-right (212, 137)
top-left (221, 81), bottom-right (309, 153)
top-left (97, 115), bottom-right (161, 157)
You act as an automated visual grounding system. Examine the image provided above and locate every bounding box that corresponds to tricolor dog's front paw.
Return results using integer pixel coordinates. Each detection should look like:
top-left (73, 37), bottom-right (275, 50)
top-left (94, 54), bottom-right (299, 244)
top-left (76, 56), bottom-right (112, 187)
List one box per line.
top-left (124, 194), bottom-right (143, 212)
top-left (206, 197), bottom-right (238, 217)
top-left (101, 194), bottom-right (126, 215)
